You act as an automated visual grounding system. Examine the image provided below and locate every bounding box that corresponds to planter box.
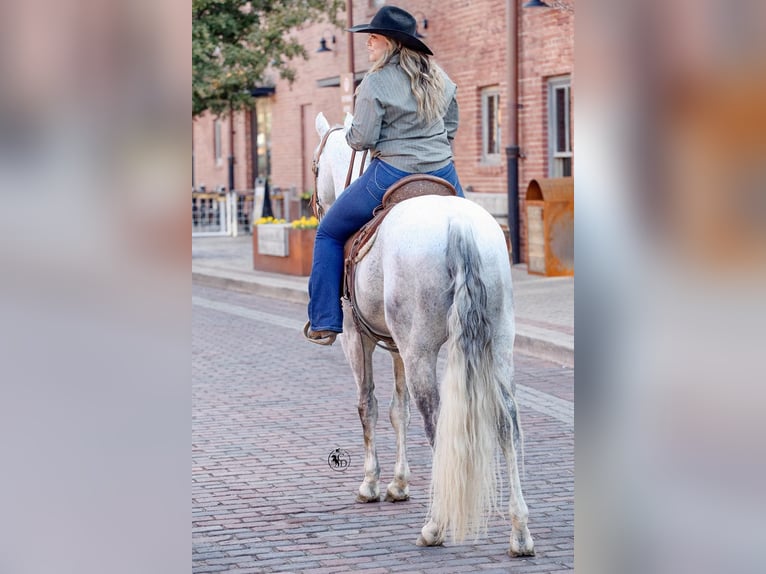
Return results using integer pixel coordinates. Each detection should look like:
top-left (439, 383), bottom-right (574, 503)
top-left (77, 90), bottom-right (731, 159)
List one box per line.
top-left (253, 224), bottom-right (316, 276)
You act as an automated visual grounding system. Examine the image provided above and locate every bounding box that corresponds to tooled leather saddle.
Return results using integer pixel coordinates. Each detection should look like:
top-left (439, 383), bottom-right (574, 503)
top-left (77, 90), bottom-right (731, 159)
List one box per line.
top-left (343, 174), bottom-right (458, 350)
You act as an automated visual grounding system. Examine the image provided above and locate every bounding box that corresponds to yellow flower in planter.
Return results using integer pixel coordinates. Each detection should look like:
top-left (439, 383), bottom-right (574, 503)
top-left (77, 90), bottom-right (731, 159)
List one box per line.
top-left (255, 216), bottom-right (286, 225)
top-left (291, 216), bottom-right (319, 229)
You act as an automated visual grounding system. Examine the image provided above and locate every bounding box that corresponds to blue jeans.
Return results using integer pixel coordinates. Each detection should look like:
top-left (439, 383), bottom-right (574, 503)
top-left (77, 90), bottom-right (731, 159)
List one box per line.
top-left (308, 159), bottom-right (464, 332)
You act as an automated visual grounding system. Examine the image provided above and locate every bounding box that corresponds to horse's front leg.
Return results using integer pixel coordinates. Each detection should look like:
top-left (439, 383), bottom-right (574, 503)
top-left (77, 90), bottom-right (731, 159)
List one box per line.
top-left (340, 313), bottom-right (381, 503)
top-left (385, 352), bottom-right (410, 502)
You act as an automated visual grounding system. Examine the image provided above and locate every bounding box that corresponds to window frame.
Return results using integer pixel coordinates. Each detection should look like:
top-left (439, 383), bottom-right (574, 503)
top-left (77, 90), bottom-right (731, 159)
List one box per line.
top-left (481, 86), bottom-right (502, 164)
top-left (547, 76), bottom-right (572, 177)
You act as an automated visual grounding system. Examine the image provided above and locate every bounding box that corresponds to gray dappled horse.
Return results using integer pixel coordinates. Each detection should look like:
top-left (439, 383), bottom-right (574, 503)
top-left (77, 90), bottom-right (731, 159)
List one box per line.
top-left (312, 112), bottom-right (534, 556)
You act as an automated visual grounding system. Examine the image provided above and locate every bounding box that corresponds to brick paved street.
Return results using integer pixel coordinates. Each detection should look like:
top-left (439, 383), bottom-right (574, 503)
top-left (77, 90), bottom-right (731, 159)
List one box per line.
top-left (193, 284), bottom-right (573, 573)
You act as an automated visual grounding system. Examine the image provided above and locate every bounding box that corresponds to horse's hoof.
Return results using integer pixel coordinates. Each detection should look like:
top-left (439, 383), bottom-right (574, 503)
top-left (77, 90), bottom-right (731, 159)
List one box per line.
top-left (384, 484), bottom-right (409, 502)
top-left (355, 483), bottom-right (380, 503)
top-left (415, 534), bottom-right (444, 547)
top-left (416, 522), bottom-right (444, 546)
top-left (509, 535), bottom-right (535, 557)
top-left (509, 547), bottom-right (536, 557)
top-left (384, 491), bottom-right (410, 502)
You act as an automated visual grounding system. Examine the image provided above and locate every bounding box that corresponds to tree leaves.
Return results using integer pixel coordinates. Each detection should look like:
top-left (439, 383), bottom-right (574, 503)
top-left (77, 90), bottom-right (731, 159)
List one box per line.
top-left (193, 0), bottom-right (342, 117)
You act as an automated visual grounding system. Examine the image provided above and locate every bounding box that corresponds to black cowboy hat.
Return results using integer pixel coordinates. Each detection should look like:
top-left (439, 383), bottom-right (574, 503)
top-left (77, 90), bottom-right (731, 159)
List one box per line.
top-left (348, 5), bottom-right (433, 56)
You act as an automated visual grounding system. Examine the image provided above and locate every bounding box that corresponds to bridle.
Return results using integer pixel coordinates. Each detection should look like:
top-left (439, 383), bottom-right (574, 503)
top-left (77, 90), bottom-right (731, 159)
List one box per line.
top-left (310, 126), bottom-right (342, 220)
top-left (310, 126), bottom-right (369, 220)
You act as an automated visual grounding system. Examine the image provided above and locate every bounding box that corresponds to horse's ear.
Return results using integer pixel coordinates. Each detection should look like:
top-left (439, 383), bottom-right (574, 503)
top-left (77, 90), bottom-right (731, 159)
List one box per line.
top-left (343, 112), bottom-right (354, 130)
top-left (316, 112), bottom-right (330, 138)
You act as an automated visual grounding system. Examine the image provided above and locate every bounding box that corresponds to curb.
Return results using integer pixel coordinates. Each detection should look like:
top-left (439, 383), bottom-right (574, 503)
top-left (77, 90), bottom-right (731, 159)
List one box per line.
top-left (193, 268), bottom-right (573, 367)
top-left (192, 271), bottom-right (309, 304)
top-left (514, 333), bottom-right (574, 368)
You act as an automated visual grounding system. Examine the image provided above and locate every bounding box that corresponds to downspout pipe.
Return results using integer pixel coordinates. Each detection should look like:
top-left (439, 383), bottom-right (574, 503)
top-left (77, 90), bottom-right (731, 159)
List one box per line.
top-left (506, 0), bottom-right (521, 264)
top-left (228, 102), bottom-right (235, 193)
top-left (346, 0), bottom-right (355, 110)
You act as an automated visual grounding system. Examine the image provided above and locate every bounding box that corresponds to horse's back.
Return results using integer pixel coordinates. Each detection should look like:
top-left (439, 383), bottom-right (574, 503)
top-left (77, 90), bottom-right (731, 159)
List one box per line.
top-left (381, 195), bottom-right (510, 273)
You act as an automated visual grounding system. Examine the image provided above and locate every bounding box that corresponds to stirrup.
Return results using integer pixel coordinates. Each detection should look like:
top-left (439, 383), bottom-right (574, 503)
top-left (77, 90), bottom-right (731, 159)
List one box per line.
top-left (302, 321), bottom-right (337, 346)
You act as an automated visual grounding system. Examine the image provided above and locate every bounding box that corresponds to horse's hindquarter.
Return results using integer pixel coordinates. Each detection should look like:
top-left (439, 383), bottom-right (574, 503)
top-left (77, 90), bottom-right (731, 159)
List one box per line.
top-left (353, 195), bottom-right (514, 348)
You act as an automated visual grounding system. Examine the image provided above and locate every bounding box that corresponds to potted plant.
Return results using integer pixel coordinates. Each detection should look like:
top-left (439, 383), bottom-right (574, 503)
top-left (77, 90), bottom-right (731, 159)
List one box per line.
top-left (252, 215), bottom-right (319, 276)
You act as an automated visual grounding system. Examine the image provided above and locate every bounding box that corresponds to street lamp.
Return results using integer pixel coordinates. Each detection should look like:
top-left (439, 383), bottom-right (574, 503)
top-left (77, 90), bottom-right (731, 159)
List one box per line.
top-left (316, 30), bottom-right (336, 53)
top-left (523, 0), bottom-right (574, 12)
top-left (314, 3), bottom-right (358, 113)
top-left (413, 11), bottom-right (429, 39)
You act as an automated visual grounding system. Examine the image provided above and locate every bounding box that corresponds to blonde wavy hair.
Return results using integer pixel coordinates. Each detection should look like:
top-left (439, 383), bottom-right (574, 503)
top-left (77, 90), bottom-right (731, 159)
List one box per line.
top-left (367, 39), bottom-right (447, 124)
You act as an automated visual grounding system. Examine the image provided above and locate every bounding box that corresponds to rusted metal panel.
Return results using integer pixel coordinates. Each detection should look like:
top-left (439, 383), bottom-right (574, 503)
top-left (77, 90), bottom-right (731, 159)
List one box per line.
top-left (526, 177), bottom-right (574, 276)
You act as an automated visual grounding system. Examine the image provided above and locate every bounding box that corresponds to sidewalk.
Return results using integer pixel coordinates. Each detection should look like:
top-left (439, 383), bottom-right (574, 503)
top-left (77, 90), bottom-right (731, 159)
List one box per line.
top-left (192, 235), bottom-right (574, 366)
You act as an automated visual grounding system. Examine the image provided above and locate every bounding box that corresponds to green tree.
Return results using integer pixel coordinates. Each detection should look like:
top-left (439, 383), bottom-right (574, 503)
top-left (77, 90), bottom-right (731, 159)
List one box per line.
top-left (193, 0), bottom-right (342, 117)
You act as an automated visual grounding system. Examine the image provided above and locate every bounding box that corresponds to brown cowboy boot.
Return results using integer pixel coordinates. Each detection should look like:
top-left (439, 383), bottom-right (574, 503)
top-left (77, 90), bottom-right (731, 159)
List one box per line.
top-left (302, 321), bottom-right (338, 346)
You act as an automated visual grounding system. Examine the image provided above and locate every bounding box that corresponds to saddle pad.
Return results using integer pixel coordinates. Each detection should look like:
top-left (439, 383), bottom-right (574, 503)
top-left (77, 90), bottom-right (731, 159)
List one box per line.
top-left (344, 174), bottom-right (457, 262)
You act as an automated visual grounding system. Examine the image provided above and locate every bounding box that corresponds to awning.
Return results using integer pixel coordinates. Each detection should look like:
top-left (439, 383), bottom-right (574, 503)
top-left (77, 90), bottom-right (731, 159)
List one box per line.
top-left (316, 71), bottom-right (366, 88)
top-left (249, 86), bottom-right (276, 97)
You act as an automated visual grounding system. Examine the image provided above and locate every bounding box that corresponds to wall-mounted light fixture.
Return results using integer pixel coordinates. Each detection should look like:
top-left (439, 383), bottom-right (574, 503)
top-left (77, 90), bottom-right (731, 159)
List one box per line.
top-left (523, 0), bottom-right (574, 13)
top-left (413, 11), bottom-right (429, 39)
top-left (316, 30), bottom-right (337, 53)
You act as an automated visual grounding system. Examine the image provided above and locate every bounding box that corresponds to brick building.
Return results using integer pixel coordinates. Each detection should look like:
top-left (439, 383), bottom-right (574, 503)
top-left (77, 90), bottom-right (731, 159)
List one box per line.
top-left (192, 0), bottom-right (574, 262)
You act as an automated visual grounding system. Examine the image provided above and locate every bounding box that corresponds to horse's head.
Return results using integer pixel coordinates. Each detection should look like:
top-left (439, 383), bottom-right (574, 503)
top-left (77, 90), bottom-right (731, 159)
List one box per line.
top-left (311, 112), bottom-right (365, 219)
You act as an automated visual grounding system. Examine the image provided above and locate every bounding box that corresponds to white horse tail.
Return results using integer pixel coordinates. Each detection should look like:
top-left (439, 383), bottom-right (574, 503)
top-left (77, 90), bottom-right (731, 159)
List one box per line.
top-left (429, 218), bottom-right (509, 543)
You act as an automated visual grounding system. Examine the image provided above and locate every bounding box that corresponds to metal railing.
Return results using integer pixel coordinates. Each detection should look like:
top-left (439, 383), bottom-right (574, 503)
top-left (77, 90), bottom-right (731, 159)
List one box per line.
top-left (269, 186), bottom-right (297, 221)
top-left (192, 189), bottom-right (255, 237)
top-left (192, 186), bottom-right (303, 237)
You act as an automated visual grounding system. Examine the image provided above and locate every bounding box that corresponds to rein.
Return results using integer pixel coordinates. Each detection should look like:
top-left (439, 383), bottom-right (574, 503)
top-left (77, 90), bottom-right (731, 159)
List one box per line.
top-left (311, 126), bottom-right (369, 220)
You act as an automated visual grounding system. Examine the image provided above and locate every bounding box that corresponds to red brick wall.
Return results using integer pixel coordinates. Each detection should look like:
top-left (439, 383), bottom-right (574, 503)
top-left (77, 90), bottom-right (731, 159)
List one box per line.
top-left (192, 110), bottom-right (250, 192)
top-left (518, 6), bottom-right (575, 255)
top-left (192, 111), bottom-right (224, 192)
top-left (268, 29), bottom-right (352, 196)
top-left (429, 0), bottom-right (509, 196)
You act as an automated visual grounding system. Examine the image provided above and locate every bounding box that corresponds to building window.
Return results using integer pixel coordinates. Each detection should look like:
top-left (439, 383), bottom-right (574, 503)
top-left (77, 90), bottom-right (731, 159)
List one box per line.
top-left (548, 77), bottom-right (572, 177)
top-left (214, 119), bottom-right (223, 167)
top-left (481, 87), bottom-right (502, 163)
top-left (255, 99), bottom-right (272, 181)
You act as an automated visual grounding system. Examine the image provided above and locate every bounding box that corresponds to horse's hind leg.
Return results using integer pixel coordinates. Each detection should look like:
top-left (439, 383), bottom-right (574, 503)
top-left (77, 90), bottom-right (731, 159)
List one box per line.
top-left (398, 347), bottom-right (443, 546)
top-left (340, 318), bottom-right (382, 503)
top-left (499, 386), bottom-right (535, 557)
top-left (385, 352), bottom-right (410, 502)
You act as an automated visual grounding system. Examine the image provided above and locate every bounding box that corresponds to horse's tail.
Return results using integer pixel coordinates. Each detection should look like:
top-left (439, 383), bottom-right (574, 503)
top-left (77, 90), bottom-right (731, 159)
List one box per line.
top-left (429, 219), bottom-right (511, 543)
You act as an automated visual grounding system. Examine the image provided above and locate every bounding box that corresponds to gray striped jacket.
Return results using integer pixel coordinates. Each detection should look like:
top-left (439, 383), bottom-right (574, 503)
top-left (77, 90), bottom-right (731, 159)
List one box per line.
top-left (346, 54), bottom-right (458, 173)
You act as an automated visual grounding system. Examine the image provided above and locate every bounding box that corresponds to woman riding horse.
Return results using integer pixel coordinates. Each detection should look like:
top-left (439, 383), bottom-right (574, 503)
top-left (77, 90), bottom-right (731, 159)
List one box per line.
top-left (305, 5), bottom-right (465, 345)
